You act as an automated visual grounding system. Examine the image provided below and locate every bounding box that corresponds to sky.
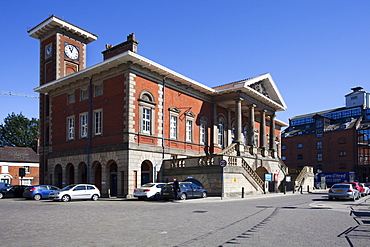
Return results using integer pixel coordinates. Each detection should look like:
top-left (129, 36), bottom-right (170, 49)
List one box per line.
top-left (1, 0), bottom-right (370, 125)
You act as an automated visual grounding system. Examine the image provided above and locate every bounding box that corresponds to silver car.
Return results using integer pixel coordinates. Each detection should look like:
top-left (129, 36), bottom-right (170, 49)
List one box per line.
top-left (49, 184), bottom-right (100, 202)
top-left (328, 183), bottom-right (360, 201)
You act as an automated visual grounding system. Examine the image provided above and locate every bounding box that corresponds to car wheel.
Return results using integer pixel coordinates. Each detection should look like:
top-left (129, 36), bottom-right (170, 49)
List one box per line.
top-left (61, 195), bottom-right (70, 202)
top-left (33, 194), bottom-right (42, 201)
top-left (154, 193), bottom-right (161, 200)
top-left (91, 194), bottom-right (99, 201)
top-left (202, 192), bottom-right (207, 198)
top-left (0, 193), bottom-right (3, 199)
top-left (180, 193), bottom-right (187, 200)
top-left (328, 197), bottom-right (333, 200)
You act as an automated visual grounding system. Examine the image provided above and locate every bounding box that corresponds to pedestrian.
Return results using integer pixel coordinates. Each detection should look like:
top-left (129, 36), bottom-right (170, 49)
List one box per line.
top-left (173, 178), bottom-right (180, 200)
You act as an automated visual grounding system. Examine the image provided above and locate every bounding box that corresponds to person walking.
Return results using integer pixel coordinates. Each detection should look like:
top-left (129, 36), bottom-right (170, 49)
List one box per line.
top-left (173, 178), bottom-right (180, 200)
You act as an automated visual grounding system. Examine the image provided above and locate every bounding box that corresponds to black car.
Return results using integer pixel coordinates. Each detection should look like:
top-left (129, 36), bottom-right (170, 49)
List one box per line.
top-left (161, 182), bottom-right (207, 200)
top-left (0, 185), bottom-right (28, 199)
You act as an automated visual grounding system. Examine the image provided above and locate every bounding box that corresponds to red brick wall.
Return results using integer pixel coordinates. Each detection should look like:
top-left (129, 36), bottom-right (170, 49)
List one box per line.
top-left (282, 129), bottom-right (356, 172)
top-left (50, 74), bottom-right (127, 151)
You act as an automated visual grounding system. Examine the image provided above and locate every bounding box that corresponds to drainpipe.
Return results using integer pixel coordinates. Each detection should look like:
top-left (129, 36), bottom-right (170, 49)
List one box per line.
top-left (162, 77), bottom-right (166, 160)
top-left (157, 77), bottom-right (167, 183)
top-left (87, 77), bottom-right (93, 183)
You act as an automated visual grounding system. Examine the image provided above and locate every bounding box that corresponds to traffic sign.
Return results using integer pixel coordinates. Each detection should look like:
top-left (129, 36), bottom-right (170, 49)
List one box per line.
top-left (219, 159), bottom-right (227, 167)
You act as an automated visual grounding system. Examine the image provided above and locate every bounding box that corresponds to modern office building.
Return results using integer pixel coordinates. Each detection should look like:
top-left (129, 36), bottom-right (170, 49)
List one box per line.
top-left (282, 87), bottom-right (370, 183)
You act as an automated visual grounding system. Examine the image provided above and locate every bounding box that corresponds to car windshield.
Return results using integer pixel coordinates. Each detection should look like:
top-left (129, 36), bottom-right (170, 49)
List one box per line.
top-left (2, 185), bottom-right (13, 190)
top-left (61, 185), bottom-right (75, 191)
top-left (332, 184), bottom-right (350, 189)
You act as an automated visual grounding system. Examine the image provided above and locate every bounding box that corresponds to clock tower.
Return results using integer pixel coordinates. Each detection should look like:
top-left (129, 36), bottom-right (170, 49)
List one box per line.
top-left (28, 15), bottom-right (97, 84)
top-left (28, 16), bottom-right (97, 184)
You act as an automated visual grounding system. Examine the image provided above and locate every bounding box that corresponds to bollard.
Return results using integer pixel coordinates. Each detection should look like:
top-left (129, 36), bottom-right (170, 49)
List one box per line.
top-left (300, 186), bottom-right (303, 194)
top-left (284, 185), bottom-right (286, 194)
top-left (307, 185), bottom-right (310, 193)
top-left (242, 187), bottom-right (244, 198)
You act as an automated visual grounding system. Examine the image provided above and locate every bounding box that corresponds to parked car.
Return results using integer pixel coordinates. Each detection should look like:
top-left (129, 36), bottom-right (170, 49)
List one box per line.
top-left (328, 183), bottom-right (360, 201)
top-left (48, 184), bottom-right (100, 202)
top-left (0, 185), bottom-right (28, 199)
top-left (0, 182), bottom-right (10, 190)
top-left (23, 185), bottom-right (60, 200)
top-left (161, 182), bottom-right (207, 200)
top-left (359, 183), bottom-right (370, 196)
top-left (343, 182), bottom-right (366, 197)
top-left (133, 183), bottom-right (166, 200)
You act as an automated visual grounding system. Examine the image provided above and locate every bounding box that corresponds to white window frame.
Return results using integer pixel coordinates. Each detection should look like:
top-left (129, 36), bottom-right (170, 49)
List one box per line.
top-left (67, 92), bottom-right (75, 105)
top-left (170, 115), bottom-right (178, 139)
top-left (24, 166), bottom-right (30, 174)
top-left (200, 123), bottom-right (206, 145)
top-left (81, 88), bottom-right (88, 101)
top-left (94, 84), bottom-right (103, 97)
top-left (94, 109), bottom-right (103, 136)
top-left (199, 116), bottom-right (208, 145)
top-left (218, 118), bottom-right (225, 147)
top-left (139, 91), bottom-right (156, 135)
top-left (80, 113), bottom-right (88, 138)
top-left (186, 119), bottom-right (193, 142)
top-left (67, 116), bottom-right (75, 140)
top-left (142, 108), bottom-right (152, 134)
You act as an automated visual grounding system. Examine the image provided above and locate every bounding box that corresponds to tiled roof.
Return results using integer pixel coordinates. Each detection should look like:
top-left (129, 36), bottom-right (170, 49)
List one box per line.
top-left (0, 146), bottom-right (38, 163)
top-left (282, 117), bottom-right (360, 137)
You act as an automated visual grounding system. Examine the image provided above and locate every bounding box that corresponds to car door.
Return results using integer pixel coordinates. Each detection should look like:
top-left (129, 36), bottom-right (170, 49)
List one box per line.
top-left (184, 183), bottom-right (194, 198)
top-left (72, 185), bottom-right (87, 199)
top-left (38, 185), bottom-right (49, 198)
top-left (190, 184), bottom-right (202, 198)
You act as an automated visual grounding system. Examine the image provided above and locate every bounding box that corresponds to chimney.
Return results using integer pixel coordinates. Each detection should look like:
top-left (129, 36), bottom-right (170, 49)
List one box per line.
top-left (102, 33), bottom-right (139, 60)
top-left (351, 86), bottom-right (363, 93)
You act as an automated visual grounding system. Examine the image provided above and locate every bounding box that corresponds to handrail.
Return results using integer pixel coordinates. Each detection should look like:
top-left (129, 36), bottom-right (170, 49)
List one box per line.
top-left (218, 143), bottom-right (237, 155)
top-left (295, 166), bottom-right (310, 187)
top-left (241, 158), bottom-right (264, 192)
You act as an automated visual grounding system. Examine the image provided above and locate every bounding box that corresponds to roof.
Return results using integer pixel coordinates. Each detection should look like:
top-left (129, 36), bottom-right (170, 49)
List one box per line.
top-left (282, 116), bottom-right (360, 137)
top-left (28, 15), bottom-right (98, 43)
top-left (0, 146), bottom-right (39, 163)
top-left (34, 51), bottom-right (287, 112)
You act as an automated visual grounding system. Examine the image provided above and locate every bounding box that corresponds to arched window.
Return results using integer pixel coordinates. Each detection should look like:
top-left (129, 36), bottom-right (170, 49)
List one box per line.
top-left (218, 118), bottom-right (225, 148)
top-left (138, 91), bottom-right (156, 135)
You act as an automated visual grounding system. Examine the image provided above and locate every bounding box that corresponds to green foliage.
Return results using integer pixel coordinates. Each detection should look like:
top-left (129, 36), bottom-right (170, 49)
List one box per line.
top-left (0, 112), bottom-right (39, 148)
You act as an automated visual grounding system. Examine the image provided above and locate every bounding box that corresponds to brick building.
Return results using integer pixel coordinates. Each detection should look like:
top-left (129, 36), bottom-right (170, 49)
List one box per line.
top-left (0, 146), bottom-right (39, 186)
top-left (29, 16), bottom-right (288, 197)
top-left (282, 87), bottom-right (370, 183)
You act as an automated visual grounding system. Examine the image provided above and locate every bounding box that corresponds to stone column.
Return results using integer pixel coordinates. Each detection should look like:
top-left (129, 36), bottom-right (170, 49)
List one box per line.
top-left (269, 114), bottom-right (276, 150)
top-left (227, 108), bottom-right (232, 145)
top-left (248, 104), bottom-right (255, 146)
top-left (234, 98), bottom-right (243, 143)
top-left (260, 109), bottom-right (266, 149)
top-left (213, 104), bottom-right (218, 147)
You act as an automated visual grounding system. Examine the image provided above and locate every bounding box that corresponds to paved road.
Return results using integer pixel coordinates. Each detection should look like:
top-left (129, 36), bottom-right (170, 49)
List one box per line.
top-left (0, 191), bottom-right (369, 247)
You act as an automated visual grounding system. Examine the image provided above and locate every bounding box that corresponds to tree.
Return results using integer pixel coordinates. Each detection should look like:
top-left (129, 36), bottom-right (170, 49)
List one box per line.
top-left (0, 112), bottom-right (39, 148)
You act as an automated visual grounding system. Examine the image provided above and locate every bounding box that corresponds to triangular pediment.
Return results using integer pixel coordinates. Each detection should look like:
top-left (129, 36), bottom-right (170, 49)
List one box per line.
top-left (213, 73), bottom-right (287, 111)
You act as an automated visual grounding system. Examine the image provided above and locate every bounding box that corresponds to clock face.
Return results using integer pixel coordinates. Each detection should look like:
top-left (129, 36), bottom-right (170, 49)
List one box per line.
top-left (64, 44), bottom-right (79, 60)
top-left (45, 44), bottom-right (52, 57)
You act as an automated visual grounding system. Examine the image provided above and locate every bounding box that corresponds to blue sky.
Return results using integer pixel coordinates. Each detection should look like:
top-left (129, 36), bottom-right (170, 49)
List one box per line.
top-left (1, 1), bottom-right (370, 125)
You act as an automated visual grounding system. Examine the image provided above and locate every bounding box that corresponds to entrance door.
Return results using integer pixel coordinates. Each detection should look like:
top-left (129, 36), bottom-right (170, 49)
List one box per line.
top-left (141, 173), bottom-right (150, 185)
top-left (110, 174), bottom-right (117, 196)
